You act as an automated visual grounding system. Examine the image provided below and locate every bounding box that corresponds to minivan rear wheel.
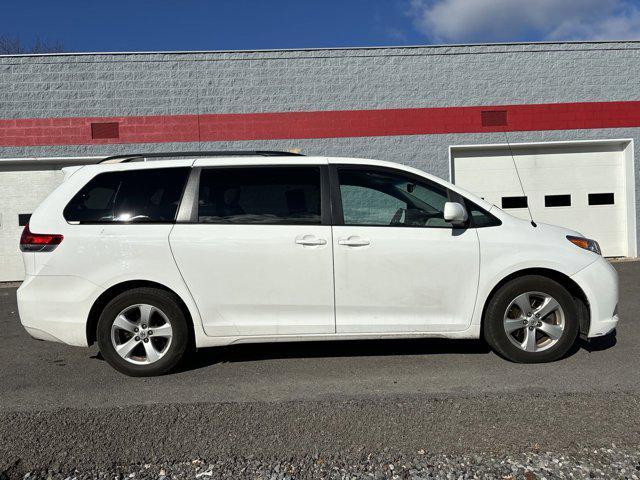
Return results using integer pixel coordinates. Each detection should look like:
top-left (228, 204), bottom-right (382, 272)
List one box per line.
top-left (97, 288), bottom-right (189, 376)
top-left (483, 275), bottom-right (579, 363)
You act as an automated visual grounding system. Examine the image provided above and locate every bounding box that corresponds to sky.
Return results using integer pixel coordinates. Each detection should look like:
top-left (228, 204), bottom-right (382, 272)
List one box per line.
top-left (1, 0), bottom-right (640, 53)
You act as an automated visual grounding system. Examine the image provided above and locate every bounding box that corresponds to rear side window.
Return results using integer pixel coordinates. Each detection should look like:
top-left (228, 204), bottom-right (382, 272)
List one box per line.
top-left (197, 167), bottom-right (322, 225)
top-left (64, 168), bottom-right (190, 223)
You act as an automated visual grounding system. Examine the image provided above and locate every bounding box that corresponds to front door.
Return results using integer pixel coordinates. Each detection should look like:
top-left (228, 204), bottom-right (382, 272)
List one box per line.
top-left (331, 165), bottom-right (480, 334)
top-left (170, 165), bottom-right (335, 337)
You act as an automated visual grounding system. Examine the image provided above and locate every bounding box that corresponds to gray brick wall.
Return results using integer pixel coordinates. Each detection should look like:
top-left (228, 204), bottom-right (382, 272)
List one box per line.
top-left (1, 42), bottom-right (640, 121)
top-left (0, 41), bottom-right (639, 255)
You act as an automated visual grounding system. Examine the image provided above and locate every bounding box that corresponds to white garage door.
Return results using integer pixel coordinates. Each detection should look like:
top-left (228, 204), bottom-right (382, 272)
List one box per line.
top-left (452, 141), bottom-right (633, 257)
top-left (0, 167), bottom-right (65, 281)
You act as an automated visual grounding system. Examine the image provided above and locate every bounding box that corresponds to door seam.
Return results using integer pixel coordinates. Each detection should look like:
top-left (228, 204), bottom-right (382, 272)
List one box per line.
top-left (167, 224), bottom-right (212, 339)
top-left (330, 225), bottom-right (338, 334)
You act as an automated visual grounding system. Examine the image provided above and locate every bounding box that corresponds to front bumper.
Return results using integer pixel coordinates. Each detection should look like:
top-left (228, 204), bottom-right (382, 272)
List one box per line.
top-left (571, 257), bottom-right (619, 338)
top-left (17, 274), bottom-right (102, 346)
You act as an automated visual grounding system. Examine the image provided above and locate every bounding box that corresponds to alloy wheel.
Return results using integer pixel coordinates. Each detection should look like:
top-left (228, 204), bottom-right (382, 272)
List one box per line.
top-left (503, 291), bottom-right (565, 353)
top-left (110, 304), bottom-right (173, 365)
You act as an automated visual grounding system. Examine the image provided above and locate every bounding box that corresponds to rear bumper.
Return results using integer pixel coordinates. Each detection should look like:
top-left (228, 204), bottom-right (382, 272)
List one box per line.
top-left (17, 274), bottom-right (102, 347)
top-left (571, 257), bottom-right (619, 338)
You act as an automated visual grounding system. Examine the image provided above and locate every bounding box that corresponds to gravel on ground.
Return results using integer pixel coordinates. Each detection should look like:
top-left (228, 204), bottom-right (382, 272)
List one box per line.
top-left (8, 447), bottom-right (640, 480)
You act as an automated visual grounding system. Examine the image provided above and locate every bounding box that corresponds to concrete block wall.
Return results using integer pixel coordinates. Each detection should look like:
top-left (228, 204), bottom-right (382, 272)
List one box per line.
top-left (0, 42), bottom-right (639, 151)
top-left (0, 41), bottom-right (639, 254)
top-left (1, 42), bottom-right (640, 122)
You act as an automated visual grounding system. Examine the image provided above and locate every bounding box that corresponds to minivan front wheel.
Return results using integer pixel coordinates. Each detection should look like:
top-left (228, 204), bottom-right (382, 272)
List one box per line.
top-left (484, 275), bottom-right (579, 363)
top-left (97, 288), bottom-right (189, 376)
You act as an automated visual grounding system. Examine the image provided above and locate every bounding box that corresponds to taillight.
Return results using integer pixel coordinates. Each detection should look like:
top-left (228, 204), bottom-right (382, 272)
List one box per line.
top-left (19, 224), bottom-right (63, 252)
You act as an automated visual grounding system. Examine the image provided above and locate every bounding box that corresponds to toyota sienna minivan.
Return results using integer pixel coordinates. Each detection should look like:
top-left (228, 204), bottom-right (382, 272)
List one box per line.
top-left (17, 151), bottom-right (618, 376)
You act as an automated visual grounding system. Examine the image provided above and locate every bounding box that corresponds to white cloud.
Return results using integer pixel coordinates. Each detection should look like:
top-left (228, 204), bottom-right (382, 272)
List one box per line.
top-left (409, 0), bottom-right (640, 43)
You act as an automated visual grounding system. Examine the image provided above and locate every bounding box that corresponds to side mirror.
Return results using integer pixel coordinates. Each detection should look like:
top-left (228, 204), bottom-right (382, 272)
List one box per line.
top-left (444, 202), bottom-right (468, 225)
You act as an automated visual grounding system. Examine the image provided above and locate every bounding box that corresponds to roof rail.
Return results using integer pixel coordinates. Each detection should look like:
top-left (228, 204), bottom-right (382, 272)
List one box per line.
top-left (99, 150), bottom-right (304, 164)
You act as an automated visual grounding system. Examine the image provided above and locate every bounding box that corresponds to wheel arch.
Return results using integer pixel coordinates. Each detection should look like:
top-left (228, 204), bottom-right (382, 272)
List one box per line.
top-left (480, 268), bottom-right (590, 337)
top-left (86, 280), bottom-right (196, 347)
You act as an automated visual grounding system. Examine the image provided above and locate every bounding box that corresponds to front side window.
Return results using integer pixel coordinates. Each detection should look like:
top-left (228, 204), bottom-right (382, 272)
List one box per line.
top-left (197, 167), bottom-right (322, 225)
top-left (64, 168), bottom-right (189, 223)
top-left (466, 202), bottom-right (502, 228)
top-left (338, 168), bottom-right (450, 227)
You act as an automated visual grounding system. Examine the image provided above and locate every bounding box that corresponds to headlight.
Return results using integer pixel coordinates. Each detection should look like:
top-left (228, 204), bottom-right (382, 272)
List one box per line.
top-left (566, 235), bottom-right (602, 255)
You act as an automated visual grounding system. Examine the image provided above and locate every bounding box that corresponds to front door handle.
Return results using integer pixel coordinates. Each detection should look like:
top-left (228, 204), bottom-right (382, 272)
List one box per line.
top-left (338, 237), bottom-right (371, 247)
top-left (295, 235), bottom-right (327, 246)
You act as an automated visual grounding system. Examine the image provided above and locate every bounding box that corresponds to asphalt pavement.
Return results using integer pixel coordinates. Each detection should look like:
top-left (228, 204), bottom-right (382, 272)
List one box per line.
top-left (1, 261), bottom-right (639, 478)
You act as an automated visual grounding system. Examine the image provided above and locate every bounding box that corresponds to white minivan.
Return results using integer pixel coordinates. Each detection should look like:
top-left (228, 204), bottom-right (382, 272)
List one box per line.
top-left (17, 151), bottom-right (618, 376)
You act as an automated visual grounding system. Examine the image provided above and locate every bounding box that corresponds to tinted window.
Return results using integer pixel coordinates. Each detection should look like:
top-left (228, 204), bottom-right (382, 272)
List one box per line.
top-left (338, 168), bottom-right (450, 227)
top-left (197, 167), bottom-right (322, 225)
top-left (466, 203), bottom-right (501, 228)
top-left (64, 168), bottom-right (189, 223)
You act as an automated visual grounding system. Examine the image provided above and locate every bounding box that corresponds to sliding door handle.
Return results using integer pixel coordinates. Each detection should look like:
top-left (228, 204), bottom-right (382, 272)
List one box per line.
top-left (295, 235), bottom-right (327, 246)
top-left (338, 237), bottom-right (370, 247)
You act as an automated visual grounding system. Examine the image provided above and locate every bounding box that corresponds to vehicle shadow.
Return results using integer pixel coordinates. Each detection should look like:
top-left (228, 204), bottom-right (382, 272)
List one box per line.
top-left (90, 330), bottom-right (617, 373)
top-left (177, 337), bottom-right (492, 372)
top-left (179, 329), bottom-right (618, 372)
top-left (580, 329), bottom-right (617, 352)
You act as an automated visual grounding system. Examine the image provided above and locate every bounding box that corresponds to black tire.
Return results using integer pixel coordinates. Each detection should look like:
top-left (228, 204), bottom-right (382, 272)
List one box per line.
top-left (97, 287), bottom-right (189, 376)
top-left (483, 275), bottom-right (579, 363)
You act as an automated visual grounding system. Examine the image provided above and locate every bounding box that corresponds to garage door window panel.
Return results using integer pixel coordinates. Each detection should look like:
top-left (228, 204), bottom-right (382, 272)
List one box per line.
top-left (337, 168), bottom-right (451, 228)
top-left (197, 167), bottom-right (322, 225)
top-left (501, 196), bottom-right (528, 209)
top-left (18, 214), bottom-right (32, 226)
top-left (589, 193), bottom-right (615, 205)
top-left (545, 195), bottom-right (572, 207)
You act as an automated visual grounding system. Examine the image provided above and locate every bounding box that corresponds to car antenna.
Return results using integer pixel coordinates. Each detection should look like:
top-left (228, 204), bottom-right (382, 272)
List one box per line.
top-left (503, 131), bottom-right (537, 227)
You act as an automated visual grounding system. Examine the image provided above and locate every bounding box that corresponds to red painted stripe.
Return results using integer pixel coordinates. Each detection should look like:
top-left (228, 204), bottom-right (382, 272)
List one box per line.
top-left (1, 101), bottom-right (640, 147)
